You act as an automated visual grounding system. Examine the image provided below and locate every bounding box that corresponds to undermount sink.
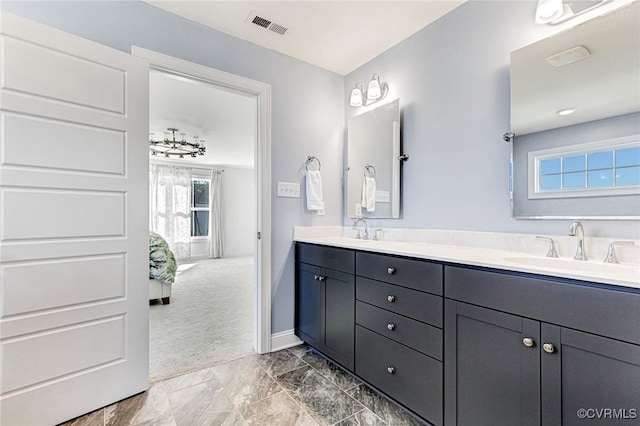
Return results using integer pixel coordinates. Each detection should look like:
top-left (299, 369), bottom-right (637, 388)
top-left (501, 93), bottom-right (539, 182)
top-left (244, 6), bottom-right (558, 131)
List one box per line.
top-left (503, 256), bottom-right (638, 274)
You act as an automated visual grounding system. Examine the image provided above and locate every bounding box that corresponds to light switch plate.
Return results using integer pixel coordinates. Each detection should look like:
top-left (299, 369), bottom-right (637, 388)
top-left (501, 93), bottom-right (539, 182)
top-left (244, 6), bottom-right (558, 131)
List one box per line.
top-left (375, 191), bottom-right (390, 203)
top-left (277, 182), bottom-right (300, 198)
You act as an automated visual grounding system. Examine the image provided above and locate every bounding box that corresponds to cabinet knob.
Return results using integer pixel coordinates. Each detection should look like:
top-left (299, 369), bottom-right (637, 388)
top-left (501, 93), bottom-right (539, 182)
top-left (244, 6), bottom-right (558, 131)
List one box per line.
top-left (317, 276), bottom-right (325, 282)
top-left (387, 267), bottom-right (396, 275)
top-left (314, 275), bottom-right (319, 280)
top-left (387, 295), bottom-right (396, 303)
top-left (543, 343), bottom-right (555, 354)
top-left (387, 323), bottom-right (396, 331)
top-left (387, 366), bottom-right (395, 374)
top-left (522, 337), bottom-right (535, 347)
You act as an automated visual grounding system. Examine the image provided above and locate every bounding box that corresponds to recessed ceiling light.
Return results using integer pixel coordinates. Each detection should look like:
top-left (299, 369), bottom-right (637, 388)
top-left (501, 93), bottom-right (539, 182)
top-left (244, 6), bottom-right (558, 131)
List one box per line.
top-left (557, 107), bottom-right (577, 116)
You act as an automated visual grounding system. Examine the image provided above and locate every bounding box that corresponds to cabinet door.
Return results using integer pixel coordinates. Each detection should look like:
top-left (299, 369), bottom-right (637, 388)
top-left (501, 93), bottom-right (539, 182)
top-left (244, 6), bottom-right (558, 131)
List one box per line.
top-left (542, 324), bottom-right (640, 425)
top-left (295, 262), bottom-right (321, 348)
top-left (444, 301), bottom-right (540, 426)
top-left (322, 268), bottom-right (355, 371)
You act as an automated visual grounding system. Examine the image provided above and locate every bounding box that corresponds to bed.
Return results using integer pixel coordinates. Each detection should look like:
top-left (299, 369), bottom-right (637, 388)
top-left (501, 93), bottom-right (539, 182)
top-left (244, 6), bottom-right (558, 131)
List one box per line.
top-left (149, 231), bottom-right (177, 304)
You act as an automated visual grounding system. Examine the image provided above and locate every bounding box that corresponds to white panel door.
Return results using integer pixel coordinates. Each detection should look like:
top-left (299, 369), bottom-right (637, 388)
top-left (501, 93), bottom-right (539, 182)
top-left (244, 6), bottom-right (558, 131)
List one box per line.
top-left (0, 13), bottom-right (149, 425)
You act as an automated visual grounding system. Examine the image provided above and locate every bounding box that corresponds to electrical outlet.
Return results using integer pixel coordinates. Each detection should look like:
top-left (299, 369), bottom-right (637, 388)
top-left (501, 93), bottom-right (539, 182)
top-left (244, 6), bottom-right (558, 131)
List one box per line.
top-left (277, 182), bottom-right (300, 198)
top-left (375, 190), bottom-right (390, 203)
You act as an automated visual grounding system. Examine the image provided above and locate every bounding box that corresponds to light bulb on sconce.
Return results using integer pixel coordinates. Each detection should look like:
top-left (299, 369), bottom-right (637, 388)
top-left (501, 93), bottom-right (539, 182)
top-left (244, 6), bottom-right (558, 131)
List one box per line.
top-left (349, 73), bottom-right (389, 108)
top-left (350, 84), bottom-right (363, 107)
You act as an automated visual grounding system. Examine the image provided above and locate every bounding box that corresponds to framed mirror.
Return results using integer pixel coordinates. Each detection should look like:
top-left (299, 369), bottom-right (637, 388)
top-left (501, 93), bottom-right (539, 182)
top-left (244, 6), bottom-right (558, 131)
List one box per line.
top-left (346, 99), bottom-right (401, 218)
top-left (510, 2), bottom-right (640, 219)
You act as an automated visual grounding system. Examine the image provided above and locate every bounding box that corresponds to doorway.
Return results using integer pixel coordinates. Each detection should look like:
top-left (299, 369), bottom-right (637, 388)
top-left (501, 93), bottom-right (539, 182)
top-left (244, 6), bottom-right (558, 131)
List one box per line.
top-left (134, 47), bottom-right (273, 380)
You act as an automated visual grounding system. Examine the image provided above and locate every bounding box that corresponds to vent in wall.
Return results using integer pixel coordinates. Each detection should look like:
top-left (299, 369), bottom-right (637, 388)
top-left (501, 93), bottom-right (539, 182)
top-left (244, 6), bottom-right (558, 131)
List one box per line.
top-left (246, 11), bottom-right (289, 36)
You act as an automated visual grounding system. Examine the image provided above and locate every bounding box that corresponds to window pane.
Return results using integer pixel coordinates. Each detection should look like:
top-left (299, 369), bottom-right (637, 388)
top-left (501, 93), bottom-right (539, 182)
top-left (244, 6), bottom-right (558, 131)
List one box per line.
top-left (192, 180), bottom-right (210, 208)
top-left (587, 151), bottom-right (613, 170)
top-left (587, 170), bottom-right (613, 188)
top-left (563, 171), bottom-right (585, 189)
top-left (540, 174), bottom-right (561, 191)
top-left (616, 147), bottom-right (640, 168)
top-left (541, 158), bottom-right (561, 175)
top-left (616, 166), bottom-right (640, 187)
top-left (191, 210), bottom-right (209, 237)
top-left (563, 155), bottom-right (585, 173)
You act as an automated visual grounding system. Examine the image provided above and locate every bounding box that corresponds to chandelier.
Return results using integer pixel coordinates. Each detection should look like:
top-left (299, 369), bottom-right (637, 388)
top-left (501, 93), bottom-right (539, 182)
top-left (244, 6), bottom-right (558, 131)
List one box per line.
top-left (149, 128), bottom-right (206, 158)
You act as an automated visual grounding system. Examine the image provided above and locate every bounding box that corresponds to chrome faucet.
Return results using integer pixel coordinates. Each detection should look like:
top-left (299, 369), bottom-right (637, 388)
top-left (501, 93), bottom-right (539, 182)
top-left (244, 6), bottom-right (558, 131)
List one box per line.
top-left (568, 221), bottom-right (587, 261)
top-left (353, 218), bottom-right (369, 240)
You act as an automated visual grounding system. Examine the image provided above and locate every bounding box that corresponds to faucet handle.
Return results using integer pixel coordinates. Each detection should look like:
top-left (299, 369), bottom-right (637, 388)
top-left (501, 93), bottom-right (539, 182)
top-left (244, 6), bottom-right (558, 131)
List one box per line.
top-left (352, 227), bottom-right (363, 239)
top-left (373, 228), bottom-right (383, 241)
top-left (604, 241), bottom-right (635, 264)
top-left (536, 236), bottom-right (559, 258)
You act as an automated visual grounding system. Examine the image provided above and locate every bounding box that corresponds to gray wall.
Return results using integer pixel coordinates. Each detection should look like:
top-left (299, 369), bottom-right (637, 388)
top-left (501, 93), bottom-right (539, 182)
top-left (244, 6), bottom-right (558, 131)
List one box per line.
top-left (1, 1), bottom-right (345, 334)
top-left (5, 1), bottom-right (639, 336)
top-left (345, 0), bottom-right (640, 239)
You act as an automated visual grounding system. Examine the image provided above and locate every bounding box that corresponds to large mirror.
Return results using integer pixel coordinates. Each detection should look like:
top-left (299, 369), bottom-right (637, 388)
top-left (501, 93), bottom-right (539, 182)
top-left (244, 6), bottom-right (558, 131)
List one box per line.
top-left (510, 2), bottom-right (640, 219)
top-left (347, 99), bottom-right (401, 218)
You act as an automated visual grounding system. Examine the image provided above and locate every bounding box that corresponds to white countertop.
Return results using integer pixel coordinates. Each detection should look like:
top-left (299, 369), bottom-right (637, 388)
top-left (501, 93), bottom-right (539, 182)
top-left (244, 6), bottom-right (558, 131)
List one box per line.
top-left (294, 227), bottom-right (640, 289)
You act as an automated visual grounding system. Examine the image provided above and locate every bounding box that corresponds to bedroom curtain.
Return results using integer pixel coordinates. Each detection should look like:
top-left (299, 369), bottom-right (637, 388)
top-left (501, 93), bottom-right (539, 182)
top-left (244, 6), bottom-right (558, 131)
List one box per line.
top-left (149, 164), bottom-right (192, 260)
top-left (209, 169), bottom-right (223, 259)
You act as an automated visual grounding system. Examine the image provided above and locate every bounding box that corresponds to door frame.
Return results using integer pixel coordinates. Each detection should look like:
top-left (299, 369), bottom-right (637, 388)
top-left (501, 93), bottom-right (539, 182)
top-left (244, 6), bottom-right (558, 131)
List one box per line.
top-left (132, 47), bottom-right (272, 354)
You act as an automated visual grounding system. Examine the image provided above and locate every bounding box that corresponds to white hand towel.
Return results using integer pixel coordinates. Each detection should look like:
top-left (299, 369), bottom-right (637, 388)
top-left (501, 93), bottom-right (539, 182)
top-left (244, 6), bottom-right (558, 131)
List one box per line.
top-left (306, 170), bottom-right (324, 210)
top-left (361, 176), bottom-right (376, 212)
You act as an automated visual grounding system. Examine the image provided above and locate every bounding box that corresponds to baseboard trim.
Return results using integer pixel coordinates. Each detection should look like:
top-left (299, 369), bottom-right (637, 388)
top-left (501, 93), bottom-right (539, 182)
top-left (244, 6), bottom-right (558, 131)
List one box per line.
top-left (271, 329), bottom-right (303, 352)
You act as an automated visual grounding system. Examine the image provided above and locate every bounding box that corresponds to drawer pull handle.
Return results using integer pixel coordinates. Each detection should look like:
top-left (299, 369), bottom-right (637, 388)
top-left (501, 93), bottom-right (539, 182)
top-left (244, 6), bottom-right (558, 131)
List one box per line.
top-left (522, 337), bottom-right (535, 347)
top-left (543, 343), bottom-right (555, 354)
top-left (387, 366), bottom-right (395, 374)
top-left (387, 323), bottom-right (396, 331)
top-left (387, 267), bottom-right (396, 275)
top-left (387, 295), bottom-right (396, 303)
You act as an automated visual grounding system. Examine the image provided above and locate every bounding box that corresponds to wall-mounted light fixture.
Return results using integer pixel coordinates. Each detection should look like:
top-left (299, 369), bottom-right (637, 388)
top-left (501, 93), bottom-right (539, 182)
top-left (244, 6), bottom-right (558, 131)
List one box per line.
top-left (535, 0), bottom-right (613, 24)
top-left (349, 74), bottom-right (389, 107)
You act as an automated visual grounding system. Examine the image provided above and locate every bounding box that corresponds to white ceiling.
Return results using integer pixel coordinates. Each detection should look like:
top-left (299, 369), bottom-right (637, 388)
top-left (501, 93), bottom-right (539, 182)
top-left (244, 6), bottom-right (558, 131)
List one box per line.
top-left (149, 69), bottom-right (256, 167)
top-left (144, 1), bottom-right (465, 75)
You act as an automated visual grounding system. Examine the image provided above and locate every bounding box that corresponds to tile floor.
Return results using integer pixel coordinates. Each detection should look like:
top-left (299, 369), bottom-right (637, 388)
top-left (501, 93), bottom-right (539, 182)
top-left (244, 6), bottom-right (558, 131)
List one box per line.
top-left (61, 345), bottom-right (427, 426)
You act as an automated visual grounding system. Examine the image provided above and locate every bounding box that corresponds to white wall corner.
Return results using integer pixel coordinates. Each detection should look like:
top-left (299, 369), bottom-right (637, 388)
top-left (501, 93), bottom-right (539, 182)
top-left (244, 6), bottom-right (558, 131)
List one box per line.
top-left (271, 329), bottom-right (303, 352)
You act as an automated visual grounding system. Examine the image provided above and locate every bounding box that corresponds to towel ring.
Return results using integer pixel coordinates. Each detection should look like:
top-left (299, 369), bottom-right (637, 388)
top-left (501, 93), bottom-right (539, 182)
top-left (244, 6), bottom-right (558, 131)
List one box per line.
top-left (364, 164), bottom-right (376, 178)
top-left (305, 156), bottom-right (321, 171)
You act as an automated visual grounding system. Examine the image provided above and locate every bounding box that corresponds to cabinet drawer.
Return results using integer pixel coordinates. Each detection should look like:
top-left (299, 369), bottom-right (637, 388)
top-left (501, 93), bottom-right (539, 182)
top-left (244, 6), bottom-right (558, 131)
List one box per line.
top-left (356, 326), bottom-right (443, 425)
top-left (445, 266), bottom-right (640, 345)
top-left (296, 243), bottom-right (355, 273)
top-left (356, 252), bottom-right (442, 295)
top-left (356, 301), bottom-right (442, 360)
top-left (356, 277), bottom-right (443, 328)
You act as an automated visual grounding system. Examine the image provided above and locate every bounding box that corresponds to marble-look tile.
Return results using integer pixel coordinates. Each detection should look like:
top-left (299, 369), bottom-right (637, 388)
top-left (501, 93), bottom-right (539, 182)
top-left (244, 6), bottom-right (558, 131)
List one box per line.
top-left (240, 390), bottom-right (319, 426)
top-left (300, 350), bottom-right (362, 391)
top-left (347, 385), bottom-right (425, 426)
top-left (335, 409), bottom-right (388, 426)
top-left (162, 367), bottom-right (218, 394)
top-left (276, 366), bottom-right (364, 426)
top-left (288, 344), bottom-right (312, 358)
top-left (59, 408), bottom-right (104, 426)
top-left (252, 349), bottom-right (308, 378)
top-left (105, 383), bottom-right (174, 426)
top-left (167, 378), bottom-right (235, 426)
top-left (211, 356), bottom-right (282, 412)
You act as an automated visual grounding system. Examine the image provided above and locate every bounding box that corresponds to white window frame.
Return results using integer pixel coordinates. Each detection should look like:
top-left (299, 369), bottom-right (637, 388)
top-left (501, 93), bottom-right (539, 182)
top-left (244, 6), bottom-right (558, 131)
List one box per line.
top-left (191, 177), bottom-right (211, 239)
top-left (528, 135), bottom-right (640, 199)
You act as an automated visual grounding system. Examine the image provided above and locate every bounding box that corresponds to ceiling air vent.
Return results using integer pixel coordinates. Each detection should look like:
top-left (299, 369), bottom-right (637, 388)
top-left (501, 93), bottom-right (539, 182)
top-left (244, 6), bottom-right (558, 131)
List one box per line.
top-left (246, 11), bottom-right (289, 36)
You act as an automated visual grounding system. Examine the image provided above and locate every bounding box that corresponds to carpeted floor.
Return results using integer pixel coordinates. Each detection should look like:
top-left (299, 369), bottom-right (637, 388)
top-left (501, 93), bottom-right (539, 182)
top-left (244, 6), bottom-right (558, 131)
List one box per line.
top-left (149, 257), bottom-right (255, 382)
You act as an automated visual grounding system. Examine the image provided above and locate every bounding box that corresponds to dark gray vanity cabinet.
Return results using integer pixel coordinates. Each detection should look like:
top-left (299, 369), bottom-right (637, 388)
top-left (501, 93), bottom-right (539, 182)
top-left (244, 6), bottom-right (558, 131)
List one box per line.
top-left (444, 265), bottom-right (640, 426)
top-left (295, 243), bottom-right (355, 371)
top-left (541, 324), bottom-right (640, 426)
top-left (444, 300), bottom-right (541, 426)
top-left (355, 251), bottom-right (444, 425)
